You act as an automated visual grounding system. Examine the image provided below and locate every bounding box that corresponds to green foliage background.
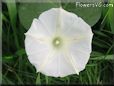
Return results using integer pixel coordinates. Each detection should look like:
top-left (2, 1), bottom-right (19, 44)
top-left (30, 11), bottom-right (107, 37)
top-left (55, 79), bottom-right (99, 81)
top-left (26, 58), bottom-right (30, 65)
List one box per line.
top-left (2, 0), bottom-right (114, 85)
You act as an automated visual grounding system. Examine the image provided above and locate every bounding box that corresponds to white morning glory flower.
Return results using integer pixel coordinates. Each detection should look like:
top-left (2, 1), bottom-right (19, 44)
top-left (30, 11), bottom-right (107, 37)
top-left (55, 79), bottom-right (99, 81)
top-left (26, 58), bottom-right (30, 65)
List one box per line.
top-left (25, 8), bottom-right (93, 77)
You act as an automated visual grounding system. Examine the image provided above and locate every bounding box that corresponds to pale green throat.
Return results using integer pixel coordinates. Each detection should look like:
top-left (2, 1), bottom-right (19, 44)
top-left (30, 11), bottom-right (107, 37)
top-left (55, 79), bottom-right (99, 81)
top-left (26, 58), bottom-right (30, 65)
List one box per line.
top-left (52, 37), bottom-right (62, 48)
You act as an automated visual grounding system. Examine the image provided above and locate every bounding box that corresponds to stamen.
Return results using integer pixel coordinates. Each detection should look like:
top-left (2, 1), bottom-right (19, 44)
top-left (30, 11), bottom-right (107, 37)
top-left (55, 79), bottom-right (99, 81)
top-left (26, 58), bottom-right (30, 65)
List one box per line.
top-left (52, 37), bottom-right (62, 48)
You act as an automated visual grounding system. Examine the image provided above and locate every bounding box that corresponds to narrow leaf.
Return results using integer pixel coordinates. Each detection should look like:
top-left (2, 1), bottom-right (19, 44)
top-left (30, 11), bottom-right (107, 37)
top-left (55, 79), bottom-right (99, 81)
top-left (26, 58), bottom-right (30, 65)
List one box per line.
top-left (108, 0), bottom-right (114, 33)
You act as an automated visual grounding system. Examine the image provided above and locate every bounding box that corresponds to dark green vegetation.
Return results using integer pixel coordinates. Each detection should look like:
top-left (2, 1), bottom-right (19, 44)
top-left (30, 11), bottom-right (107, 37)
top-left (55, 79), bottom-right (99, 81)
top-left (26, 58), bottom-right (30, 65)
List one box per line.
top-left (2, 0), bottom-right (114, 85)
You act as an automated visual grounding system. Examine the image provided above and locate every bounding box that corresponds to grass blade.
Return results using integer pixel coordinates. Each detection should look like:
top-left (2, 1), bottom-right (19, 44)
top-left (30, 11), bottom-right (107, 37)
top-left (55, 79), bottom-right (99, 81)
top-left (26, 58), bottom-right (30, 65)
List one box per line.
top-left (36, 73), bottom-right (41, 85)
top-left (90, 54), bottom-right (114, 60)
top-left (6, 0), bottom-right (19, 49)
top-left (108, 0), bottom-right (114, 33)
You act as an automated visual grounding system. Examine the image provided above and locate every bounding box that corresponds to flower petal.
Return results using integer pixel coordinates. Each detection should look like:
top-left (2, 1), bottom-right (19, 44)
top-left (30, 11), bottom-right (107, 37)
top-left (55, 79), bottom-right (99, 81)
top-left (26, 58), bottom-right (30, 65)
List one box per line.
top-left (27, 52), bottom-right (50, 72)
top-left (38, 8), bottom-right (64, 35)
top-left (25, 18), bottom-right (51, 38)
top-left (58, 8), bottom-right (93, 38)
top-left (68, 36), bottom-right (93, 72)
top-left (25, 35), bottom-right (50, 56)
top-left (40, 51), bottom-right (75, 77)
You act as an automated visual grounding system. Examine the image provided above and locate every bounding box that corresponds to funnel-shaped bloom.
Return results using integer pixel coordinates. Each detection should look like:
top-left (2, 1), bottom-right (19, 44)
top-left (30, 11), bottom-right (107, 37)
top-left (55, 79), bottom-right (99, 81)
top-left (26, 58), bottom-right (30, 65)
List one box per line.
top-left (25, 8), bottom-right (93, 77)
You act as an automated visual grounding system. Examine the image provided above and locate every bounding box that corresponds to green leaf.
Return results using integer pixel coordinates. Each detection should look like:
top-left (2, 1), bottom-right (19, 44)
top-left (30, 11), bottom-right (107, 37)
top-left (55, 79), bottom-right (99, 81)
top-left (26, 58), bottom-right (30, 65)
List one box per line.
top-left (108, 0), bottom-right (114, 33)
top-left (2, 56), bottom-right (14, 63)
top-left (0, 12), bottom-right (2, 37)
top-left (92, 40), bottom-right (109, 48)
top-left (90, 54), bottom-right (114, 60)
top-left (90, 51), bottom-right (103, 57)
top-left (2, 76), bottom-right (14, 85)
top-left (3, 56), bottom-right (13, 60)
top-left (2, 13), bottom-right (8, 22)
top-left (6, 0), bottom-right (17, 28)
top-left (6, 0), bottom-right (19, 49)
top-left (14, 72), bottom-right (24, 84)
top-left (63, 0), bottom-right (102, 26)
top-left (0, 71), bottom-right (1, 84)
top-left (87, 64), bottom-right (97, 67)
top-left (19, 0), bottom-right (102, 29)
top-left (93, 30), bottom-right (110, 38)
top-left (36, 73), bottom-right (41, 85)
top-left (15, 48), bottom-right (26, 56)
top-left (19, 3), bottom-right (60, 29)
top-left (45, 76), bottom-right (49, 84)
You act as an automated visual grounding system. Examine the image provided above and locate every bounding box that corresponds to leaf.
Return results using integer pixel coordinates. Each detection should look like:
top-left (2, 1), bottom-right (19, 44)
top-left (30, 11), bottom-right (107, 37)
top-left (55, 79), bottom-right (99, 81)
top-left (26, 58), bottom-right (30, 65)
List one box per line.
top-left (2, 12), bottom-right (8, 22)
top-left (90, 54), bottom-right (114, 60)
top-left (3, 56), bottom-right (13, 60)
top-left (45, 76), bottom-right (49, 84)
top-left (2, 76), bottom-right (14, 85)
top-left (6, 0), bottom-right (17, 28)
top-left (14, 72), bottom-right (24, 84)
top-left (108, 0), bottom-right (114, 33)
top-left (0, 12), bottom-right (1, 37)
top-left (0, 72), bottom-right (1, 84)
top-left (36, 73), bottom-right (41, 85)
top-left (2, 56), bottom-right (14, 63)
top-left (91, 51), bottom-right (103, 57)
top-left (19, 2), bottom-right (60, 29)
top-left (63, 0), bottom-right (102, 26)
top-left (93, 30), bottom-right (110, 38)
top-left (19, 0), bottom-right (102, 29)
top-left (87, 64), bottom-right (97, 67)
top-left (92, 40), bottom-right (109, 48)
top-left (6, 0), bottom-right (19, 49)
top-left (15, 48), bottom-right (26, 56)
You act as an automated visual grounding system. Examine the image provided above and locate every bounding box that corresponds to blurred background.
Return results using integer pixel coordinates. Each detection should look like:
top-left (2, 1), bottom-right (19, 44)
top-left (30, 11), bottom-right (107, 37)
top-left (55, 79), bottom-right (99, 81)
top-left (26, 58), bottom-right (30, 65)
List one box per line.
top-left (1, 0), bottom-right (114, 85)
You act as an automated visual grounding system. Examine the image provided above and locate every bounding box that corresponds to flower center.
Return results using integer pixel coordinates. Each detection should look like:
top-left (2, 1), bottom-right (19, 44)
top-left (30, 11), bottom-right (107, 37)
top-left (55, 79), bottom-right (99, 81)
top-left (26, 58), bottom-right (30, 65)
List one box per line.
top-left (52, 37), bottom-right (62, 48)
